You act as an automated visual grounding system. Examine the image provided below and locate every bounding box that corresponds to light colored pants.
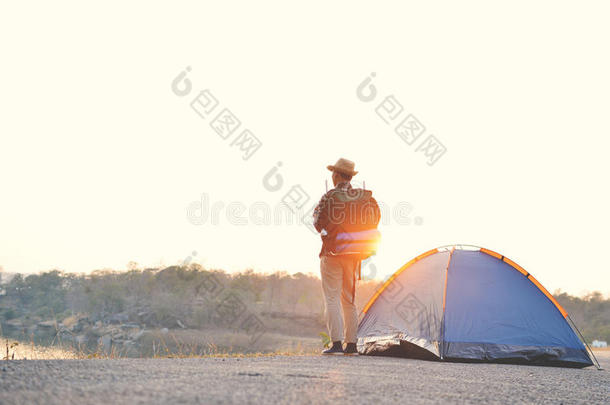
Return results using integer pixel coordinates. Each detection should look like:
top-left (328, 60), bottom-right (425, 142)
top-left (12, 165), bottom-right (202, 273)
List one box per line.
top-left (320, 255), bottom-right (359, 343)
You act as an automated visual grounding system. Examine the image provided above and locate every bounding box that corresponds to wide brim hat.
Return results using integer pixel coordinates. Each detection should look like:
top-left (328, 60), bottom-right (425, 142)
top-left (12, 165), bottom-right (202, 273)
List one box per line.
top-left (327, 158), bottom-right (358, 176)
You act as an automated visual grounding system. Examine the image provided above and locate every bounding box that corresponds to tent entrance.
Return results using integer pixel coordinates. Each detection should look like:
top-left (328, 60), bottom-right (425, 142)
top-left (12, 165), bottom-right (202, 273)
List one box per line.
top-left (358, 335), bottom-right (440, 361)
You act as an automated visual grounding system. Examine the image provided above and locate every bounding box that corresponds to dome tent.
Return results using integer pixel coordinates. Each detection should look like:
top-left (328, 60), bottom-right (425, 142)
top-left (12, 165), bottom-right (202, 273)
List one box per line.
top-left (357, 245), bottom-right (600, 368)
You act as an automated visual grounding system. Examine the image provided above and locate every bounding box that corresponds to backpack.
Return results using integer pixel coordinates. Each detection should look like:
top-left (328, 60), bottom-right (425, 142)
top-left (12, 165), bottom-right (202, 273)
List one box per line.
top-left (324, 187), bottom-right (381, 260)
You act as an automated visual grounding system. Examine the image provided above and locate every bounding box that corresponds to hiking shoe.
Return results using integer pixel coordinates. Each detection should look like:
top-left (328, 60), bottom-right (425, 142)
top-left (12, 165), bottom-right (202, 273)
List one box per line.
top-left (322, 341), bottom-right (344, 355)
top-left (344, 343), bottom-right (358, 356)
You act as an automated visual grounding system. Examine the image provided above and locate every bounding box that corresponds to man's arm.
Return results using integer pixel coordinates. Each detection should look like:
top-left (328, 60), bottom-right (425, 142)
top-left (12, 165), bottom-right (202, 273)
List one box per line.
top-left (313, 192), bottom-right (330, 233)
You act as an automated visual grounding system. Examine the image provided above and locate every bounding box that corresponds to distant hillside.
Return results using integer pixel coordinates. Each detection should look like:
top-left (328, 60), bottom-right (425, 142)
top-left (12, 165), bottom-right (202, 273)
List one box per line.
top-left (0, 265), bottom-right (380, 355)
top-left (0, 265), bottom-right (608, 356)
top-left (554, 290), bottom-right (610, 345)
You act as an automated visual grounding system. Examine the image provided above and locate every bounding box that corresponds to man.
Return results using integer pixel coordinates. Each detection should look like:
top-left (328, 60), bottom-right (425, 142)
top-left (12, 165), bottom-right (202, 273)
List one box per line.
top-left (313, 158), bottom-right (380, 355)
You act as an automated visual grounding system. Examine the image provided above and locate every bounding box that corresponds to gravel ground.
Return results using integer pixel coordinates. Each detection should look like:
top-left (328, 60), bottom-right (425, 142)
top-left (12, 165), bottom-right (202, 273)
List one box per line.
top-left (0, 352), bottom-right (608, 404)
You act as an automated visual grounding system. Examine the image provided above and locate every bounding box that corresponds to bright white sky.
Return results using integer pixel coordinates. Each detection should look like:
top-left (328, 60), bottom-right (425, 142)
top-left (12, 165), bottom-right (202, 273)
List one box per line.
top-left (1, 1), bottom-right (609, 297)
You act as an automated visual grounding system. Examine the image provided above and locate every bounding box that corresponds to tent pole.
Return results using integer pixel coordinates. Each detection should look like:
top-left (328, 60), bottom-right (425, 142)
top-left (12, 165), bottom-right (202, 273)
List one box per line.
top-left (568, 316), bottom-right (603, 370)
top-left (439, 248), bottom-right (454, 360)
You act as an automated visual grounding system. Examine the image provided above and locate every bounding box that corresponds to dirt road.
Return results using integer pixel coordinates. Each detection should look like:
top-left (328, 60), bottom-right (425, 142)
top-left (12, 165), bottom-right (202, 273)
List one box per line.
top-left (1, 352), bottom-right (608, 404)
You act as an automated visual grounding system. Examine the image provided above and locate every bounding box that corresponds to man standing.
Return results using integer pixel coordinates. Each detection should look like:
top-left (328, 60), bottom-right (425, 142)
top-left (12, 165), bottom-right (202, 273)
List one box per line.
top-left (313, 158), bottom-right (380, 355)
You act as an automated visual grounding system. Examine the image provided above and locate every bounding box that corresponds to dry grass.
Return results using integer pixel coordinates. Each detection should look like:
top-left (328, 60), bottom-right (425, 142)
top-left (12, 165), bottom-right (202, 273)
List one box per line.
top-left (2, 336), bottom-right (78, 360)
top-left (139, 328), bottom-right (320, 359)
top-left (1, 331), bottom-right (320, 361)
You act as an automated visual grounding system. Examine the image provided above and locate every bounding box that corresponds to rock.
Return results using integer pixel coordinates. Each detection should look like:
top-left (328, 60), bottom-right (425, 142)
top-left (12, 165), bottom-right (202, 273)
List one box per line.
top-left (160, 328), bottom-right (169, 334)
top-left (176, 320), bottom-right (186, 329)
top-left (90, 327), bottom-right (106, 337)
top-left (128, 330), bottom-right (145, 341)
top-left (71, 318), bottom-right (89, 333)
top-left (112, 332), bottom-right (126, 340)
top-left (37, 320), bottom-right (57, 329)
top-left (108, 313), bottom-right (129, 324)
top-left (3, 319), bottom-right (23, 331)
top-left (120, 323), bottom-right (141, 331)
top-left (136, 311), bottom-right (157, 326)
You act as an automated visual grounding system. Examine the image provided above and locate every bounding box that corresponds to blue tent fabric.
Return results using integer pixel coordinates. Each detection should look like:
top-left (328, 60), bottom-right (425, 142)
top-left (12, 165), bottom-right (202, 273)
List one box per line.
top-left (357, 247), bottom-right (593, 368)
